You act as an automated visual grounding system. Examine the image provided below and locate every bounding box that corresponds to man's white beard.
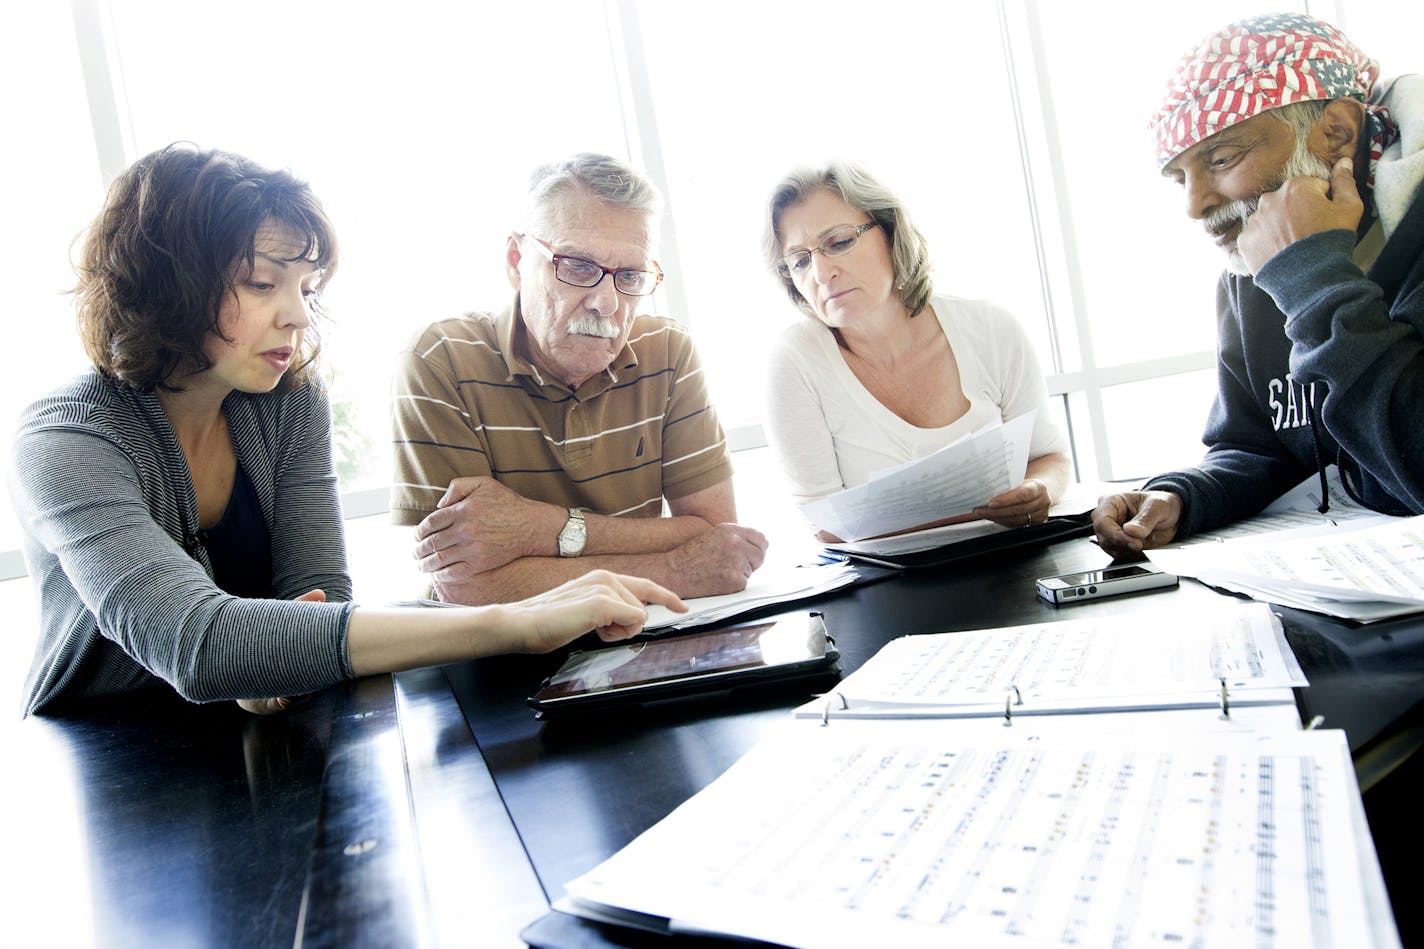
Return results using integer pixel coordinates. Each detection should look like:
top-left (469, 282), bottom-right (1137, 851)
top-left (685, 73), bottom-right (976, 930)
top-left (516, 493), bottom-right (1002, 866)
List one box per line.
top-left (569, 313), bottom-right (618, 338)
top-left (1203, 137), bottom-right (1336, 276)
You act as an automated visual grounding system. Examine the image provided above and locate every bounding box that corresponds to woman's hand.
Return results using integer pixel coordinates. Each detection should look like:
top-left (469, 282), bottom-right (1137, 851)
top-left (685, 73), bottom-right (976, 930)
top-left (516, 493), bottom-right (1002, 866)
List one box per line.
top-left (502, 570), bottom-right (686, 654)
top-left (236, 696), bottom-right (294, 715)
top-left (237, 588), bottom-right (326, 715)
top-left (975, 478), bottom-right (1052, 529)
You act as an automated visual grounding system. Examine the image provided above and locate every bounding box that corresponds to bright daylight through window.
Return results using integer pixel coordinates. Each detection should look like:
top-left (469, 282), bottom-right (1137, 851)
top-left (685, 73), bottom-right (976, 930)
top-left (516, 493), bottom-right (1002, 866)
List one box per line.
top-left (3, 0), bottom-right (1417, 576)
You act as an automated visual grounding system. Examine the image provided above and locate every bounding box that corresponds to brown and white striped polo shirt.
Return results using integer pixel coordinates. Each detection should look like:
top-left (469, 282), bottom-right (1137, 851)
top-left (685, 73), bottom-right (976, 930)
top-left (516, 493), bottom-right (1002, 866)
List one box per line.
top-left (389, 302), bottom-right (732, 526)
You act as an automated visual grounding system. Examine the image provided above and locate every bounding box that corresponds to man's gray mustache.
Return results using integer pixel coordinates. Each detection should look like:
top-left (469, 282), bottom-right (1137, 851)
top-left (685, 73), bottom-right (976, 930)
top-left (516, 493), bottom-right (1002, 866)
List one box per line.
top-left (569, 315), bottom-right (619, 338)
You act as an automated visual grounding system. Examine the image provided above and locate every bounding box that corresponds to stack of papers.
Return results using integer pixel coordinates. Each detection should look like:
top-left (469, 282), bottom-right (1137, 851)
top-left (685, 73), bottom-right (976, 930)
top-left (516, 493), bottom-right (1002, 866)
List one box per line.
top-left (1149, 514), bottom-right (1424, 623)
top-left (562, 727), bottom-right (1395, 948)
top-left (642, 560), bottom-right (859, 632)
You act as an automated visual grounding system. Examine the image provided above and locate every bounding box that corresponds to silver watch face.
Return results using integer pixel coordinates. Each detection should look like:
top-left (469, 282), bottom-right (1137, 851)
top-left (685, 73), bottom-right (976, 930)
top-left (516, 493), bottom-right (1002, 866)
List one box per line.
top-left (558, 509), bottom-right (586, 557)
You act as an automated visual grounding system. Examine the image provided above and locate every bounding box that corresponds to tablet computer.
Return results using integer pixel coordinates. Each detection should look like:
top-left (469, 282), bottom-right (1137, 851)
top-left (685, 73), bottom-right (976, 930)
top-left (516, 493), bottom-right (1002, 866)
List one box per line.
top-left (528, 611), bottom-right (839, 719)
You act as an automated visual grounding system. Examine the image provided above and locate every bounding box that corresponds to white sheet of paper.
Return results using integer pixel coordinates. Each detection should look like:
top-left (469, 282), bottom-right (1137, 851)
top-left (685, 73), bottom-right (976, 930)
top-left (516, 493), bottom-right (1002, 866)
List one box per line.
top-left (800, 413), bottom-right (1034, 542)
top-left (564, 727), bottom-right (1384, 949)
top-left (1172, 466), bottom-right (1388, 546)
top-left (790, 600), bottom-right (1305, 719)
top-left (1149, 514), bottom-right (1424, 622)
top-left (641, 560), bottom-right (857, 631)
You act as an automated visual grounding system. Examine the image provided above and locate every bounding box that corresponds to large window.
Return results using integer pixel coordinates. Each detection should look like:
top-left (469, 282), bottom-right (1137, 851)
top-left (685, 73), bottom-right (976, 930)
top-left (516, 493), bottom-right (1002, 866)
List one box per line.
top-left (3, 0), bottom-right (1420, 578)
top-left (631, 0), bottom-right (1048, 431)
top-left (0, 4), bottom-right (105, 569)
top-left (1021, 0), bottom-right (1301, 480)
top-left (108, 0), bottom-right (629, 504)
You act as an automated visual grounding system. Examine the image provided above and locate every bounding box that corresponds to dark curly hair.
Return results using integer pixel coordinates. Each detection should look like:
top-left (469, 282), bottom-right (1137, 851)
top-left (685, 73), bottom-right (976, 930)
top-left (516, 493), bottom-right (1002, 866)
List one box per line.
top-left (74, 143), bottom-right (338, 392)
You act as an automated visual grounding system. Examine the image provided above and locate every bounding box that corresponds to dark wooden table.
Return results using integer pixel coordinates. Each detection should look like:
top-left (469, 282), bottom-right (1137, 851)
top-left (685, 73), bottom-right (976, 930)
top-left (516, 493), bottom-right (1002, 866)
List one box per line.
top-left (8, 537), bottom-right (1422, 947)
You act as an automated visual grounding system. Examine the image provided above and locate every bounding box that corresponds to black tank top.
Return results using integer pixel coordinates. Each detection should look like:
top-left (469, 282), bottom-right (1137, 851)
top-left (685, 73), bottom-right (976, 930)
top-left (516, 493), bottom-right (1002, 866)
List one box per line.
top-left (198, 464), bottom-right (274, 598)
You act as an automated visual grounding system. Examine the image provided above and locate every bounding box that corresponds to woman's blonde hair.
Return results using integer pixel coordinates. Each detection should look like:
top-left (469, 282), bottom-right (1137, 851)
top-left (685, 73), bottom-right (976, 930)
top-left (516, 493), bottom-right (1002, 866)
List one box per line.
top-left (764, 161), bottom-right (932, 317)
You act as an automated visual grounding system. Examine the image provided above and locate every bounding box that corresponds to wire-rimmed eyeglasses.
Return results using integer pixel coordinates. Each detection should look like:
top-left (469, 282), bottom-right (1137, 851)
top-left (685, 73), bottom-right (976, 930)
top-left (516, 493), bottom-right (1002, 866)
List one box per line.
top-left (775, 221), bottom-right (880, 278)
top-left (520, 234), bottom-right (664, 296)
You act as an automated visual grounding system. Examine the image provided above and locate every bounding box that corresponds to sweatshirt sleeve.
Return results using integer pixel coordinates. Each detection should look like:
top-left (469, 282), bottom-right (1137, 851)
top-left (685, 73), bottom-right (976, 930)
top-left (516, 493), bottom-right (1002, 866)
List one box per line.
top-left (1259, 227), bottom-right (1424, 513)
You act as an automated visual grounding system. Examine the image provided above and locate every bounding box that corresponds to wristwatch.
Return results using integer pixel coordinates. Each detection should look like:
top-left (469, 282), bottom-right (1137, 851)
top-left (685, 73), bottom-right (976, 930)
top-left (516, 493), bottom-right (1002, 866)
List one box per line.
top-left (557, 507), bottom-right (587, 558)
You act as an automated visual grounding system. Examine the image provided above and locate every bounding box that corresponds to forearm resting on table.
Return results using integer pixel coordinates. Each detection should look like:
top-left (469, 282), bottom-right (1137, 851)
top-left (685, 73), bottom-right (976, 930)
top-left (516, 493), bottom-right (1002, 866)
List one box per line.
top-left (419, 505), bottom-right (727, 604)
top-left (424, 479), bottom-right (748, 604)
top-left (466, 490), bottom-right (724, 559)
top-left (432, 551), bottom-right (689, 606)
top-left (573, 510), bottom-right (716, 556)
top-left (572, 478), bottom-right (737, 557)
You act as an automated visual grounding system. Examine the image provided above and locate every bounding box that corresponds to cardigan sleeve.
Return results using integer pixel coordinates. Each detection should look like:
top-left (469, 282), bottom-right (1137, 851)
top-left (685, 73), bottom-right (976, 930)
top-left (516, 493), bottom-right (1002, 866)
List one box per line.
top-left (12, 419), bottom-right (354, 706)
top-left (1265, 228), bottom-right (1424, 513)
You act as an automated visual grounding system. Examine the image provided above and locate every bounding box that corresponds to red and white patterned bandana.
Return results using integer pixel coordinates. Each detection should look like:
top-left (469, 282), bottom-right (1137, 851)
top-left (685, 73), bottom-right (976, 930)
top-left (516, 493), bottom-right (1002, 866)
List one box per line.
top-left (1151, 13), bottom-right (1383, 169)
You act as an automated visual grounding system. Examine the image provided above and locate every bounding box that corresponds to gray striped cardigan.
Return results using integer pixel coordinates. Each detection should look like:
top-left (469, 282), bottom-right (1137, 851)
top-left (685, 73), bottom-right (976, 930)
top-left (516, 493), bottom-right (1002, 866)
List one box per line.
top-left (10, 370), bottom-right (356, 716)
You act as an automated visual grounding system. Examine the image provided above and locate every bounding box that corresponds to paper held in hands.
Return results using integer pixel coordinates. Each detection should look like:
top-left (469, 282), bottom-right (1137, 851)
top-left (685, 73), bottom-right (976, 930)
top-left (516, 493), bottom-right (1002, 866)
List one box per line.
top-left (799, 413), bottom-right (1034, 542)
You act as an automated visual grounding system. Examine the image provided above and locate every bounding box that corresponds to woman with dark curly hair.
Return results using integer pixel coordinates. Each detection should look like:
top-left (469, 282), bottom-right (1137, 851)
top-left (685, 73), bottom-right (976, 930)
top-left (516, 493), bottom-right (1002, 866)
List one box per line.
top-left (10, 143), bottom-right (680, 716)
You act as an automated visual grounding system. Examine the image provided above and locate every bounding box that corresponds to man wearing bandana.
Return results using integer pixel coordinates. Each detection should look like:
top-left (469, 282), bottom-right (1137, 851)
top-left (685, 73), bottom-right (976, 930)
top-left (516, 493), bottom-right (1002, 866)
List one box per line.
top-left (1094, 13), bottom-right (1424, 557)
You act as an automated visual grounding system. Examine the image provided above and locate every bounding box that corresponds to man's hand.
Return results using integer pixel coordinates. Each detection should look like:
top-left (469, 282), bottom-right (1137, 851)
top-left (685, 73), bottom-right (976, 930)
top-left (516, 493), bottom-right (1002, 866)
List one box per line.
top-left (1238, 156), bottom-right (1364, 273)
top-left (664, 524), bottom-right (769, 598)
top-left (502, 570), bottom-right (686, 652)
top-left (975, 478), bottom-right (1052, 529)
top-left (414, 476), bottom-right (560, 579)
top-left (238, 589), bottom-right (326, 715)
top-left (1091, 491), bottom-right (1182, 559)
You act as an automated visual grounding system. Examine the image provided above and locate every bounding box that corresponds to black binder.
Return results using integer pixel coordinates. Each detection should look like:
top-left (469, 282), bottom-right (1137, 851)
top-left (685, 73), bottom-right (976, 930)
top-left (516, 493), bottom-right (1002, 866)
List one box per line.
top-left (831, 514), bottom-right (1092, 570)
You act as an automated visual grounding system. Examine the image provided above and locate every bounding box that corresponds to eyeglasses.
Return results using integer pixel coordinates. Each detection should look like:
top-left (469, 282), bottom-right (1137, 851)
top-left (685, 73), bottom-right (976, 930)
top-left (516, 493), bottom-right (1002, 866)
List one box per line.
top-left (521, 234), bottom-right (664, 296)
top-left (775, 222), bottom-right (880, 278)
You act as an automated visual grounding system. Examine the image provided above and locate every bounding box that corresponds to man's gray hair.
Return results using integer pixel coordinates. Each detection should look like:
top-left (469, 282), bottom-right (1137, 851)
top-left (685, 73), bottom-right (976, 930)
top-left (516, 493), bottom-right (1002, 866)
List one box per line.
top-left (1265, 100), bottom-right (1331, 147)
top-left (525, 153), bottom-right (663, 236)
top-left (763, 161), bottom-right (933, 318)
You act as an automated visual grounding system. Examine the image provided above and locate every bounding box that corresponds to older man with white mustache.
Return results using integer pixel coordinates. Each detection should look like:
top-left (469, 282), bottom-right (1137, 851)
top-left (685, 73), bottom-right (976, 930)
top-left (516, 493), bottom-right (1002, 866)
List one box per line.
top-left (1201, 138), bottom-right (1336, 277)
top-left (391, 153), bottom-right (767, 605)
top-left (1094, 12), bottom-right (1424, 558)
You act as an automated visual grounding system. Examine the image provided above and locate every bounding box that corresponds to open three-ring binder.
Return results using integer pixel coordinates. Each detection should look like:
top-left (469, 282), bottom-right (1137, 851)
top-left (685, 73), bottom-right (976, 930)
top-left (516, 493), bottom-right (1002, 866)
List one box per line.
top-left (792, 600), bottom-right (1306, 727)
top-left (556, 601), bottom-right (1401, 948)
